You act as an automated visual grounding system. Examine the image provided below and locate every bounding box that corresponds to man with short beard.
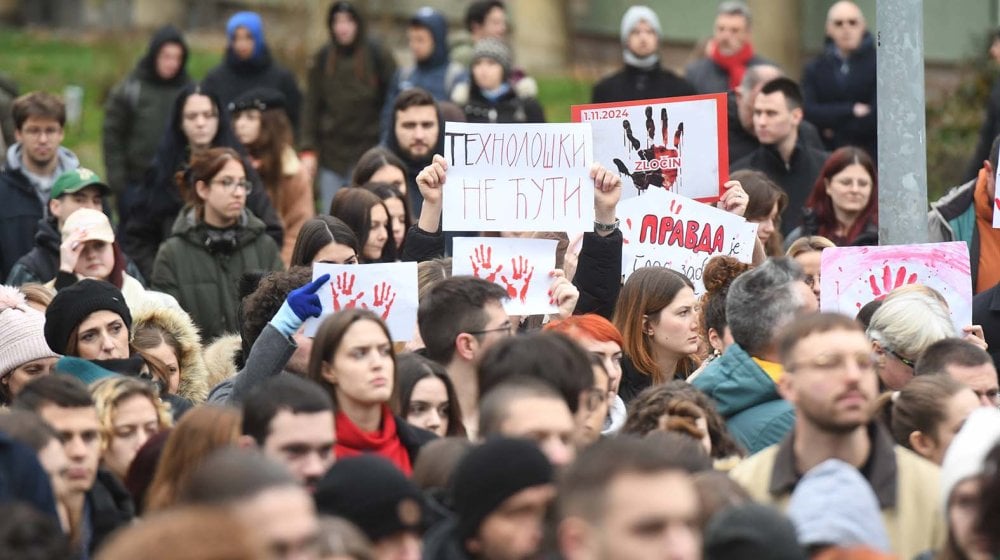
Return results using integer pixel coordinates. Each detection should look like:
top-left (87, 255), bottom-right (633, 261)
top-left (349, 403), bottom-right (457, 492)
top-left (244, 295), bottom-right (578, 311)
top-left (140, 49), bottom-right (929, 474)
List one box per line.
top-left (730, 312), bottom-right (945, 560)
top-left (385, 87), bottom-right (444, 214)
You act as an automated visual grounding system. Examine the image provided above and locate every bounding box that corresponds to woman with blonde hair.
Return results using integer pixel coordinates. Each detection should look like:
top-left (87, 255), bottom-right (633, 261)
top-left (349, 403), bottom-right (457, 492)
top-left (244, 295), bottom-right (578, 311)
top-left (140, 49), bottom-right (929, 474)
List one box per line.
top-left (144, 405), bottom-right (241, 512)
top-left (91, 376), bottom-right (172, 482)
top-left (785, 235), bottom-right (835, 301)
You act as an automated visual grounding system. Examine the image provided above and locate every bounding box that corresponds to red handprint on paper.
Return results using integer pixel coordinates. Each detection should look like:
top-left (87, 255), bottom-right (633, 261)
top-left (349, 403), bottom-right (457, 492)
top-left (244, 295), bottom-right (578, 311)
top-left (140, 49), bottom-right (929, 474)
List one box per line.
top-left (612, 106), bottom-right (684, 195)
top-left (364, 282), bottom-right (397, 321)
top-left (331, 272), bottom-right (365, 311)
top-left (500, 256), bottom-right (535, 303)
top-left (868, 265), bottom-right (918, 301)
top-left (470, 244), bottom-right (503, 282)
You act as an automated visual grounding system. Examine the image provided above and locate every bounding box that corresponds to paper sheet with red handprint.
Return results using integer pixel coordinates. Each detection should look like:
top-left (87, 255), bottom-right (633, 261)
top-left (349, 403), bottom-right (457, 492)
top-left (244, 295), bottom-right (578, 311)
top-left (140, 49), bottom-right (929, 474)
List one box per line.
top-left (442, 121), bottom-right (595, 233)
top-left (572, 93), bottom-right (728, 204)
top-left (819, 242), bottom-right (972, 331)
top-left (303, 262), bottom-right (419, 341)
top-left (617, 188), bottom-right (757, 294)
top-left (452, 237), bottom-right (559, 316)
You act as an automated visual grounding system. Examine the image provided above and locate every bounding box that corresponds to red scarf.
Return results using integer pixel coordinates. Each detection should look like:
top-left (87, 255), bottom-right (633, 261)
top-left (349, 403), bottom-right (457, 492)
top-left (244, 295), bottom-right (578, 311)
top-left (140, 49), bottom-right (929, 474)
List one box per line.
top-left (710, 41), bottom-right (755, 90)
top-left (335, 406), bottom-right (412, 475)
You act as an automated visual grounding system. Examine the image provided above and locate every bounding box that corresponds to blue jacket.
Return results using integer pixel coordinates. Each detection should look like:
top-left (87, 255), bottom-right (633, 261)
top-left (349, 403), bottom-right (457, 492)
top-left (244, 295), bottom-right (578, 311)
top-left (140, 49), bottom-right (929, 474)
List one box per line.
top-left (691, 343), bottom-right (794, 454)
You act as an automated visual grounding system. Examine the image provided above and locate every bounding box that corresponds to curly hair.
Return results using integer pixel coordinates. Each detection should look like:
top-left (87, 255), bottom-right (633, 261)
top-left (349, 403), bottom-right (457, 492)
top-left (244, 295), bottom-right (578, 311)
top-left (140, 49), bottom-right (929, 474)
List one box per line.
top-left (240, 266), bottom-right (313, 359)
top-left (622, 381), bottom-right (744, 459)
top-left (699, 256), bottom-right (751, 354)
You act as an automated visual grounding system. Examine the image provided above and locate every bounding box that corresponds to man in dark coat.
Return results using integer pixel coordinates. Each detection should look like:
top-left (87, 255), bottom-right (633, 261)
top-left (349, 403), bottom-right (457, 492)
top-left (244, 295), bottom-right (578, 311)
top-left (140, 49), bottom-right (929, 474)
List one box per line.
top-left (591, 6), bottom-right (696, 103)
top-left (202, 11), bottom-right (302, 138)
top-left (801, 1), bottom-right (877, 156)
top-left (685, 1), bottom-right (771, 95)
top-left (732, 78), bottom-right (828, 235)
top-left (384, 88), bottom-right (445, 216)
top-left (973, 282), bottom-right (1000, 367)
top-left (102, 25), bottom-right (192, 223)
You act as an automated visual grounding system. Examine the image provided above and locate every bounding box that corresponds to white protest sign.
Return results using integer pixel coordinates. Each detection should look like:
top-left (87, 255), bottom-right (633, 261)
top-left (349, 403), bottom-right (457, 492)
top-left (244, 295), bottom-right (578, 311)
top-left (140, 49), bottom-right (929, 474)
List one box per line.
top-left (618, 188), bottom-right (757, 294)
top-left (442, 121), bottom-right (595, 232)
top-left (452, 237), bottom-right (559, 316)
top-left (572, 94), bottom-right (728, 203)
top-left (304, 262), bottom-right (419, 341)
top-left (819, 242), bottom-right (973, 331)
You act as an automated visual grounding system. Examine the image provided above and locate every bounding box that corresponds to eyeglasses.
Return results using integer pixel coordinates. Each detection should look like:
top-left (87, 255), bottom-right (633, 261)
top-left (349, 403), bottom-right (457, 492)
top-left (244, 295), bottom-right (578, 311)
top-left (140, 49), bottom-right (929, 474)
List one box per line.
top-left (832, 18), bottom-right (859, 27)
top-left (467, 322), bottom-right (513, 338)
top-left (787, 351), bottom-right (878, 373)
top-left (211, 177), bottom-right (252, 193)
top-left (884, 347), bottom-right (916, 369)
top-left (21, 126), bottom-right (61, 138)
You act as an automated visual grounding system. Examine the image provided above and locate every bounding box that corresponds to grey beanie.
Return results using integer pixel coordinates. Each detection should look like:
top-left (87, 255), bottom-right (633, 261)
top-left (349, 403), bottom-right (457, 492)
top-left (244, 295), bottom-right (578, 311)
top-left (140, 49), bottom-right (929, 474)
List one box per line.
top-left (620, 6), bottom-right (662, 45)
top-left (472, 38), bottom-right (513, 76)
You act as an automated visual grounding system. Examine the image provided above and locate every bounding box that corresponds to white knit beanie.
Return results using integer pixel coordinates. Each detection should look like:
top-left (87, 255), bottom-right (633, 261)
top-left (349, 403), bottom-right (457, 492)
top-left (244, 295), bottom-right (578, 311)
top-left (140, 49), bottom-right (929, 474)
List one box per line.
top-left (0, 286), bottom-right (59, 379)
top-left (620, 6), bottom-right (662, 45)
top-left (940, 407), bottom-right (1000, 509)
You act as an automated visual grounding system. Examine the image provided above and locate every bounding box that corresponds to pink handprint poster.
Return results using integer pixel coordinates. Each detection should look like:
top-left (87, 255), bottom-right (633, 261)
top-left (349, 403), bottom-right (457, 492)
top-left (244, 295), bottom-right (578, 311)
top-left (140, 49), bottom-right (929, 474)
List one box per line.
top-left (819, 242), bottom-right (973, 331)
top-left (304, 262), bottom-right (419, 341)
top-left (452, 237), bottom-right (558, 316)
top-left (572, 93), bottom-right (728, 204)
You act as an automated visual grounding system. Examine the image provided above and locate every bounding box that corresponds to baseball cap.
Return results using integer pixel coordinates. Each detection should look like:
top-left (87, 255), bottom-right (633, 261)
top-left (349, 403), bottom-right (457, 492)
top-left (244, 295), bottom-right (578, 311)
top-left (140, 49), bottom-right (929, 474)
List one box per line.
top-left (60, 208), bottom-right (116, 244)
top-left (50, 168), bottom-right (111, 199)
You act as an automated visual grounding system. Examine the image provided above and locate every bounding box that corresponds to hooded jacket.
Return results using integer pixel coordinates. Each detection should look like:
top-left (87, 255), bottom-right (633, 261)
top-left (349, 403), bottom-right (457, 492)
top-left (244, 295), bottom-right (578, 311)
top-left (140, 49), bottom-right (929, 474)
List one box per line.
top-left (102, 25), bottom-right (193, 196)
top-left (301, 2), bottom-right (397, 174)
top-left (379, 8), bottom-right (467, 141)
top-left (150, 209), bottom-right (283, 341)
top-left (0, 144), bottom-right (79, 279)
top-left (384, 98), bottom-right (445, 216)
top-left (131, 301), bottom-right (211, 403)
top-left (691, 343), bottom-right (794, 454)
top-left (802, 33), bottom-right (877, 155)
top-left (202, 12), bottom-right (303, 137)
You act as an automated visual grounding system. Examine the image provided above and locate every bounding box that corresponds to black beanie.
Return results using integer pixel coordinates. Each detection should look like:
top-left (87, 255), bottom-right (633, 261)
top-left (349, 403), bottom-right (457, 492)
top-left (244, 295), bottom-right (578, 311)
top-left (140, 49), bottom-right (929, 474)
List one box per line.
top-left (313, 455), bottom-right (425, 542)
top-left (450, 438), bottom-right (554, 543)
top-left (45, 279), bottom-right (133, 355)
top-left (704, 503), bottom-right (807, 560)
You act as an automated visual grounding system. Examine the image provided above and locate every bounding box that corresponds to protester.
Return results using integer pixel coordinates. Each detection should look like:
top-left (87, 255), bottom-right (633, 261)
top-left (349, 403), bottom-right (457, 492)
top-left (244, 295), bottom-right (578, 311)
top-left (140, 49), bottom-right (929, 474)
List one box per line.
top-left (362, 181), bottom-right (411, 254)
top-left (122, 85), bottom-right (281, 279)
top-left (452, 38), bottom-right (545, 124)
top-left (201, 11), bottom-right (302, 137)
top-left (290, 216), bottom-right (361, 267)
top-left (150, 147), bottom-right (283, 340)
top-left (396, 352), bottom-right (466, 437)
top-left (786, 147), bottom-right (878, 247)
top-left (591, 6), bottom-right (696, 103)
top-left (451, 0), bottom-right (511, 67)
top-left (240, 375), bottom-right (336, 491)
top-left (703, 503), bottom-right (807, 560)
top-left (692, 258), bottom-right (817, 453)
top-left (380, 7), bottom-right (466, 141)
top-left (802, 1), bottom-right (877, 156)
top-left (90, 376), bottom-right (172, 482)
top-left (696, 256), bottom-right (750, 367)
top-left (866, 291), bottom-right (956, 390)
top-left (685, 1), bottom-right (770, 94)
top-left (330, 188), bottom-right (394, 263)
top-left (302, 1), bottom-right (397, 209)
top-left (733, 169), bottom-right (789, 256)
top-left (0, 409), bottom-right (70, 531)
top-left (731, 312), bottom-right (946, 559)
top-left (230, 87), bottom-right (314, 266)
top-left (384, 88), bottom-right (445, 214)
top-left (0, 285), bottom-right (59, 405)
top-left (307, 309), bottom-right (435, 474)
top-left (915, 338), bottom-right (1000, 408)
top-left (44, 279), bottom-right (132, 363)
top-left (0, 92), bottom-right (78, 279)
top-left (351, 147), bottom-right (408, 194)
top-left (612, 267), bottom-right (699, 401)
top-left (424, 437), bottom-right (555, 560)
top-left (478, 379), bottom-right (577, 468)
top-left (964, 30), bottom-right (1000, 182)
top-left (973, 282), bottom-right (1000, 364)
top-left (876, 375), bottom-right (980, 465)
top-left (102, 25), bottom-right (192, 222)
top-left (131, 300), bottom-right (211, 405)
top-left (785, 236), bottom-right (834, 302)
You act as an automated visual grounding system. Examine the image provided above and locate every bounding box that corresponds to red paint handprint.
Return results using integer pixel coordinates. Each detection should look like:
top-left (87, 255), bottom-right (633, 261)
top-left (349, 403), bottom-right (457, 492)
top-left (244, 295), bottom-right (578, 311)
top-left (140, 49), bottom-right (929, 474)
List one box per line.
top-left (669, 199), bottom-right (683, 214)
top-left (331, 272), bottom-right (365, 311)
top-left (364, 282), bottom-right (397, 320)
top-left (612, 106), bottom-right (684, 195)
top-left (500, 256), bottom-right (535, 303)
top-left (868, 265), bottom-right (918, 300)
top-left (470, 244), bottom-right (503, 282)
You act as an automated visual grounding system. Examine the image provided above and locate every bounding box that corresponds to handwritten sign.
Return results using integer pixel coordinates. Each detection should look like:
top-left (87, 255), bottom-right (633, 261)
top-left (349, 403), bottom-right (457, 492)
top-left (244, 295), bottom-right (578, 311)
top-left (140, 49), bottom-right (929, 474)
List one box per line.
top-left (618, 188), bottom-right (757, 294)
top-left (572, 93), bottom-right (728, 204)
top-left (452, 237), bottom-right (559, 316)
top-left (442, 122), bottom-right (595, 232)
top-left (819, 242), bottom-right (973, 330)
top-left (304, 262), bottom-right (419, 341)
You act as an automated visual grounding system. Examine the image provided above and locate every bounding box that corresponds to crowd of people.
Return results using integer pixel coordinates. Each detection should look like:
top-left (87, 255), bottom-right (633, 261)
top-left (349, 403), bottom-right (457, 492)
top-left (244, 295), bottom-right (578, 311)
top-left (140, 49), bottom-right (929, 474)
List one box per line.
top-left (0, 1), bottom-right (998, 559)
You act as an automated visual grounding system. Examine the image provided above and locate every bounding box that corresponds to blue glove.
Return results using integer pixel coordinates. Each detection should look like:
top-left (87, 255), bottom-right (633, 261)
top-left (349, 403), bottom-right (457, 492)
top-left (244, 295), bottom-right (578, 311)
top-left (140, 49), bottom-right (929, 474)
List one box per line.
top-left (270, 274), bottom-right (330, 337)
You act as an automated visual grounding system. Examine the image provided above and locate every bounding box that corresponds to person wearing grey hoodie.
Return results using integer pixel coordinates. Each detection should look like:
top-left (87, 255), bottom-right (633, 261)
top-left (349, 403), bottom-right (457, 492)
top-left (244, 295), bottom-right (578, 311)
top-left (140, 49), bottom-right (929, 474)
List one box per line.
top-left (0, 92), bottom-right (80, 279)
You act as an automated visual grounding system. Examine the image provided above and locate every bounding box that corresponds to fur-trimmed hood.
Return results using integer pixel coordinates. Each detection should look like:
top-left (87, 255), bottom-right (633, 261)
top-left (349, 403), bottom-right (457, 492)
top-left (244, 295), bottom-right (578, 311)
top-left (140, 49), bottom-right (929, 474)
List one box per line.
top-left (201, 333), bottom-right (242, 393)
top-left (131, 302), bottom-right (210, 403)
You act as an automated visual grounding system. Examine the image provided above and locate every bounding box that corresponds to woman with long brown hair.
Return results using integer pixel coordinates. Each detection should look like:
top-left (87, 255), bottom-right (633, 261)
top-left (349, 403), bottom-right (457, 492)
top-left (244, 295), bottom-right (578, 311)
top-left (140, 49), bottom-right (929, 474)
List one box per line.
top-left (612, 267), bottom-right (700, 404)
top-left (788, 146), bottom-right (878, 247)
top-left (731, 169), bottom-right (789, 257)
